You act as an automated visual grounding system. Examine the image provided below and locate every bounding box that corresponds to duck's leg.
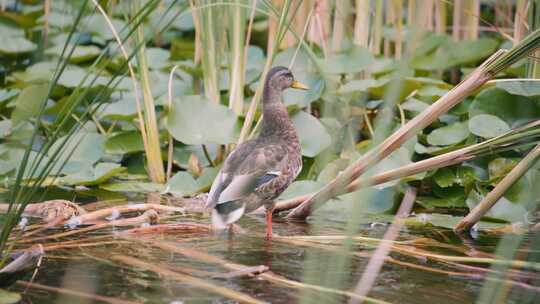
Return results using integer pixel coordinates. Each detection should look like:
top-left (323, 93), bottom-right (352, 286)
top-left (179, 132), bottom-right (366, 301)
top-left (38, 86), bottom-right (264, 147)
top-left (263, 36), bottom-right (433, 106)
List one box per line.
top-left (265, 210), bottom-right (273, 239)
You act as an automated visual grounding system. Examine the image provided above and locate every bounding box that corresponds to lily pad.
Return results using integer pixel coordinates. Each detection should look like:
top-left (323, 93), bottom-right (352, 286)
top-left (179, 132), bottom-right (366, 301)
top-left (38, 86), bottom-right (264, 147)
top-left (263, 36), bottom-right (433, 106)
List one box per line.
top-left (319, 46), bottom-right (374, 74)
top-left (0, 289), bottom-right (20, 304)
top-left (291, 111), bottom-right (332, 157)
top-left (11, 84), bottom-right (50, 124)
top-left (167, 95), bottom-right (238, 145)
top-left (101, 181), bottom-right (165, 193)
top-left (495, 80), bottom-right (540, 97)
top-left (0, 36), bottom-right (36, 54)
top-left (470, 88), bottom-right (540, 127)
top-left (63, 163), bottom-right (125, 186)
top-left (468, 114), bottom-right (510, 138)
top-left (105, 131), bottom-right (145, 154)
top-left (427, 121), bottom-right (470, 146)
top-left (167, 171), bottom-right (199, 197)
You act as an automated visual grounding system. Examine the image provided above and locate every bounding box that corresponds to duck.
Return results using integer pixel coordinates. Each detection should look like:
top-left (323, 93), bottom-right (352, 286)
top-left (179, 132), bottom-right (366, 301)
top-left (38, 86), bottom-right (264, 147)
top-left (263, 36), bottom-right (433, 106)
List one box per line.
top-left (206, 66), bottom-right (308, 239)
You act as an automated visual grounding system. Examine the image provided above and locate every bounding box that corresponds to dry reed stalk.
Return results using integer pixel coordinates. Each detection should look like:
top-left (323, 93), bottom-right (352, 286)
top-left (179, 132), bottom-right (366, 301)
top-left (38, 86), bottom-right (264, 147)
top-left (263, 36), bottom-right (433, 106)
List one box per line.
top-left (285, 48), bottom-right (514, 220)
top-left (350, 188), bottom-right (416, 303)
top-left (435, 0), bottom-right (447, 35)
top-left (331, 0), bottom-right (349, 53)
top-left (17, 281), bottom-right (139, 304)
top-left (452, 0), bottom-right (462, 41)
top-left (514, 0), bottom-right (529, 44)
top-left (370, 0), bottom-right (383, 54)
top-left (111, 255), bottom-right (266, 303)
top-left (129, 238), bottom-right (388, 304)
top-left (189, 0), bottom-right (202, 64)
top-left (392, 0), bottom-right (403, 59)
top-left (17, 210), bottom-right (159, 244)
top-left (309, 0), bottom-right (330, 57)
top-left (354, 0), bottom-right (369, 48)
top-left (455, 143), bottom-right (540, 233)
top-left (91, 0), bottom-right (166, 183)
top-left (68, 203), bottom-right (183, 225)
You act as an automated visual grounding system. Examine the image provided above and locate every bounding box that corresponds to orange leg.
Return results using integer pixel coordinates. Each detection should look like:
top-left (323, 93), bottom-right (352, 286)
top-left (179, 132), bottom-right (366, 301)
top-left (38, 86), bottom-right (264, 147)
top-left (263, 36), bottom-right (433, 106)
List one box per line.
top-left (265, 210), bottom-right (273, 240)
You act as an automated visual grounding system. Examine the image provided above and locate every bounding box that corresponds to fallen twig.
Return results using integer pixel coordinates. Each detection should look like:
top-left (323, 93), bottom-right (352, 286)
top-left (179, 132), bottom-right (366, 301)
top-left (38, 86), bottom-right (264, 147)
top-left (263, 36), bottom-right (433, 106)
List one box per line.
top-left (68, 203), bottom-right (184, 226)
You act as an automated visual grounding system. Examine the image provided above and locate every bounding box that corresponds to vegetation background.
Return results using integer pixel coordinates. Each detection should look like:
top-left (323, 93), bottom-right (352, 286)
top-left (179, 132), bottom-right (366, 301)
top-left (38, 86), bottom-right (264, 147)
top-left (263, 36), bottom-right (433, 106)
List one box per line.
top-left (0, 0), bottom-right (538, 303)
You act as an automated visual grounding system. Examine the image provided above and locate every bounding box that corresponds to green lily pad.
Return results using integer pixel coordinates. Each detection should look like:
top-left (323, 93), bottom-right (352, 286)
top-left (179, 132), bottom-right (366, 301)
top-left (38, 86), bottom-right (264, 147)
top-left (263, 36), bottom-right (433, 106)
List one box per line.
top-left (427, 121), bottom-right (470, 146)
top-left (291, 111), bottom-right (332, 157)
top-left (167, 171), bottom-right (199, 197)
top-left (319, 46), bottom-right (374, 74)
top-left (63, 163), bottom-right (125, 186)
top-left (0, 289), bottom-right (21, 304)
top-left (105, 131), bottom-right (145, 154)
top-left (470, 88), bottom-right (540, 127)
top-left (167, 95), bottom-right (238, 145)
top-left (0, 36), bottom-right (36, 54)
top-left (11, 84), bottom-right (50, 124)
top-left (46, 44), bottom-right (101, 63)
top-left (406, 213), bottom-right (505, 230)
top-left (495, 80), bottom-right (540, 97)
top-left (468, 114), bottom-right (510, 138)
top-left (466, 190), bottom-right (528, 223)
top-left (101, 181), bottom-right (166, 193)
top-left (278, 180), bottom-right (325, 200)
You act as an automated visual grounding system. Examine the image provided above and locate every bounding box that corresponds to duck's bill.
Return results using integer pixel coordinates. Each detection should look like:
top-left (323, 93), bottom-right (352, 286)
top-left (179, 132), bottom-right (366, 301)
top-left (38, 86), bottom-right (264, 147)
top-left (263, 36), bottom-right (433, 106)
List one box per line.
top-left (291, 80), bottom-right (309, 90)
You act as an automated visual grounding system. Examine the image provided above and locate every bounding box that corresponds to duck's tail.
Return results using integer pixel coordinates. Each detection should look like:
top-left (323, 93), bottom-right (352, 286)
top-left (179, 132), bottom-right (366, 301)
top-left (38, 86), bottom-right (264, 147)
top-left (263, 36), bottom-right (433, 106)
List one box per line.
top-left (211, 200), bottom-right (246, 229)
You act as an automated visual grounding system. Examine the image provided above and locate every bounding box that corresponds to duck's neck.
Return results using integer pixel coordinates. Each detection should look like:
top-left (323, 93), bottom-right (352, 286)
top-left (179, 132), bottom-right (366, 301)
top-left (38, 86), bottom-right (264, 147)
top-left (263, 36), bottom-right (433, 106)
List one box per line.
top-left (260, 92), bottom-right (295, 139)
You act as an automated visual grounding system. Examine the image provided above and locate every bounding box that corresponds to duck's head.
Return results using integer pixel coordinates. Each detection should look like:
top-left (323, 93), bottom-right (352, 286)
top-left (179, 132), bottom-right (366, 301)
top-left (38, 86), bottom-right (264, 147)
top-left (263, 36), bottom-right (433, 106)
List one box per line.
top-left (265, 66), bottom-right (309, 92)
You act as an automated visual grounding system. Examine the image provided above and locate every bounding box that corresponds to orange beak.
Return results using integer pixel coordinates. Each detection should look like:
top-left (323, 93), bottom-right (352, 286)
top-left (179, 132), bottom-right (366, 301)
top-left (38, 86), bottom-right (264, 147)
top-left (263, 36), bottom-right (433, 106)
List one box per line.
top-left (291, 80), bottom-right (309, 90)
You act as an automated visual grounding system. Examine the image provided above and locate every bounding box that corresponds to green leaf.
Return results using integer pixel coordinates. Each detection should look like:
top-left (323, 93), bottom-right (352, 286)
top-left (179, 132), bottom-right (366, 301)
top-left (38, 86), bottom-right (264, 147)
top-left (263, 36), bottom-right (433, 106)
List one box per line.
top-left (100, 95), bottom-right (138, 120)
top-left (63, 163), bottom-right (125, 186)
top-left (49, 132), bottom-right (106, 174)
top-left (0, 36), bottom-right (36, 54)
top-left (101, 181), bottom-right (165, 193)
top-left (427, 121), bottom-right (470, 146)
top-left (411, 38), bottom-right (499, 70)
top-left (278, 180), bottom-right (325, 200)
top-left (167, 171), bottom-right (199, 196)
top-left (0, 120), bottom-right (11, 137)
top-left (406, 213), bottom-right (505, 230)
top-left (291, 111), bottom-right (332, 157)
top-left (146, 47), bottom-right (170, 70)
top-left (466, 190), bottom-right (527, 223)
top-left (46, 44), bottom-right (101, 63)
top-left (468, 114), bottom-right (510, 138)
top-left (167, 95), bottom-right (238, 145)
top-left (495, 80), bottom-right (540, 97)
top-left (488, 158), bottom-right (518, 180)
top-left (318, 46), bottom-right (374, 74)
top-left (11, 84), bottom-right (50, 124)
top-left (105, 131), bottom-right (144, 154)
top-left (283, 74), bottom-right (324, 107)
top-left (470, 88), bottom-right (540, 127)
top-left (434, 168), bottom-right (455, 187)
top-left (0, 289), bottom-right (21, 304)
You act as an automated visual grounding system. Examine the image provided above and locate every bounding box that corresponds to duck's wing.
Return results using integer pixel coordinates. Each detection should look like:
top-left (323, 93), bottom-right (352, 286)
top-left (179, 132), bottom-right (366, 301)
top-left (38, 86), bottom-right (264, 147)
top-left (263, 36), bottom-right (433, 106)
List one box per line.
top-left (206, 142), bottom-right (287, 227)
top-left (207, 142), bottom-right (287, 207)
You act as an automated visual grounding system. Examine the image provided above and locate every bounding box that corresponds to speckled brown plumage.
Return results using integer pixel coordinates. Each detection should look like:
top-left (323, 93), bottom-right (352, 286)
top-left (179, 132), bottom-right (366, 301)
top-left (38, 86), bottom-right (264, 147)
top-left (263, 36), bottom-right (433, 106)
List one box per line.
top-left (206, 66), bottom-right (305, 234)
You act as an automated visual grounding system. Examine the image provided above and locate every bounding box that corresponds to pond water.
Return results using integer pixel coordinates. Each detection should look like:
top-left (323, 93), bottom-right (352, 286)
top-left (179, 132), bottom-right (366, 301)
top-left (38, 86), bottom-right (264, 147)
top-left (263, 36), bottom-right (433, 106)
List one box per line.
top-left (4, 196), bottom-right (537, 304)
